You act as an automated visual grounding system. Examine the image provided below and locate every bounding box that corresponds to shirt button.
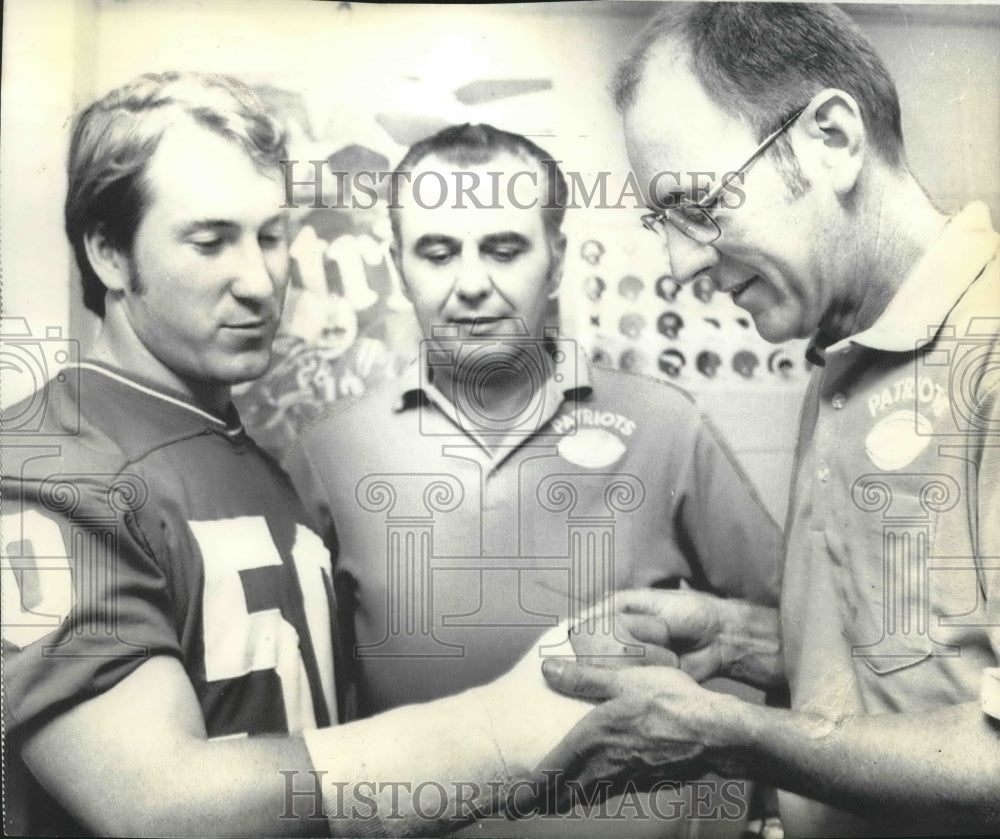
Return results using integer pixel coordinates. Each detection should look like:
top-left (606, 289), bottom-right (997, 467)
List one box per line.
top-left (817, 461), bottom-right (830, 482)
top-left (832, 394), bottom-right (846, 409)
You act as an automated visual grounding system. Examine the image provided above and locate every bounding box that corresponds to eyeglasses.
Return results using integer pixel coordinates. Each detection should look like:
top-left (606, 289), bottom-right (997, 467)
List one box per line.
top-left (641, 105), bottom-right (808, 245)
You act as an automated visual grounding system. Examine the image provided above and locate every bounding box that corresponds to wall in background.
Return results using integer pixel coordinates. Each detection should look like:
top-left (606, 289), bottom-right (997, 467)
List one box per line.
top-left (3, 0), bottom-right (997, 522)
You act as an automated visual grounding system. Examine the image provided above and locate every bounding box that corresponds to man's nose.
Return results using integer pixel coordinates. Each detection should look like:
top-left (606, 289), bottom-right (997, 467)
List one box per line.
top-left (662, 224), bottom-right (720, 286)
top-left (231, 241), bottom-right (280, 303)
top-left (453, 255), bottom-right (493, 303)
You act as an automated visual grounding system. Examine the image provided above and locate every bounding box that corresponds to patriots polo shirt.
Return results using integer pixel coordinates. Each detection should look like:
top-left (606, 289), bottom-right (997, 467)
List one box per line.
top-left (779, 203), bottom-right (1000, 838)
top-left (287, 350), bottom-right (782, 717)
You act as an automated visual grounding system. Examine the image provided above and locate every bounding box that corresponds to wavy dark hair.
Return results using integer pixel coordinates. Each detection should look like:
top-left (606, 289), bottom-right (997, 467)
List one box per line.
top-left (65, 71), bottom-right (287, 316)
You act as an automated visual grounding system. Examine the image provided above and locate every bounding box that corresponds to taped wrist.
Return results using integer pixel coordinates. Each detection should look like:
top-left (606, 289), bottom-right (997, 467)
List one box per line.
top-left (300, 623), bottom-right (592, 836)
top-left (302, 685), bottom-right (518, 837)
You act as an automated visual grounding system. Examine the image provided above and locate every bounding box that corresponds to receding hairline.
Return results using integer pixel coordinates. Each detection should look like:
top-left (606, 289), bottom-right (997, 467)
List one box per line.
top-left (616, 32), bottom-right (690, 114)
top-left (618, 34), bottom-right (758, 136)
top-left (394, 148), bottom-right (554, 192)
top-left (389, 147), bottom-right (566, 243)
top-left (148, 110), bottom-right (285, 175)
top-left (614, 13), bottom-right (690, 114)
top-left (613, 3), bottom-right (905, 168)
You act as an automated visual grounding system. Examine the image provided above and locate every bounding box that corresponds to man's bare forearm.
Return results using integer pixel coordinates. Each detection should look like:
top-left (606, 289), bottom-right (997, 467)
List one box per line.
top-left (24, 631), bottom-right (591, 838)
top-left (713, 696), bottom-right (1000, 828)
top-left (304, 675), bottom-right (591, 836)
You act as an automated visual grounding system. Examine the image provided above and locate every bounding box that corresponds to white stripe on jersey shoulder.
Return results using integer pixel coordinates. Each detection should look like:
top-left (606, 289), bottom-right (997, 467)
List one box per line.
top-left (78, 363), bottom-right (244, 436)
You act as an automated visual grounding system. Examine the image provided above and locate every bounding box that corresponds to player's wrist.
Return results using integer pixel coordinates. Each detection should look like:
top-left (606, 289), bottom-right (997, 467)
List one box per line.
top-left (303, 691), bottom-right (509, 837)
top-left (480, 625), bottom-right (593, 775)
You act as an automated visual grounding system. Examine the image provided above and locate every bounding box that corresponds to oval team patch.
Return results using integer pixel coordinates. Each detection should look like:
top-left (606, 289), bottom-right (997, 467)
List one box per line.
top-left (864, 409), bottom-right (932, 471)
top-left (558, 427), bottom-right (627, 468)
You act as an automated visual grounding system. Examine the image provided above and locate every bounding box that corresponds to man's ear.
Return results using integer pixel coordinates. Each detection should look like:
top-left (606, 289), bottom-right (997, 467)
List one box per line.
top-left (83, 226), bottom-right (130, 293)
top-left (793, 88), bottom-right (866, 196)
top-left (546, 232), bottom-right (567, 301)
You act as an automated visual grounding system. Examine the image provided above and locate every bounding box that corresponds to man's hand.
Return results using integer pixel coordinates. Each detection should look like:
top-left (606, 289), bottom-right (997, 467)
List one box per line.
top-left (572, 589), bottom-right (784, 689)
top-left (509, 660), bottom-right (742, 815)
top-left (567, 607), bottom-right (681, 669)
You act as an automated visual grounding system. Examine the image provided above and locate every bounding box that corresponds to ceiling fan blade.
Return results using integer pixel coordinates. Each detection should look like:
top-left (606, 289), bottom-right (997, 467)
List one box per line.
top-left (453, 78), bottom-right (552, 106)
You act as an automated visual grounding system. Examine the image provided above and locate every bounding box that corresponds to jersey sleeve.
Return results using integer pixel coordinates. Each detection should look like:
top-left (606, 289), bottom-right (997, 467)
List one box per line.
top-left (2, 474), bottom-right (182, 740)
top-left (282, 437), bottom-right (360, 722)
top-left (283, 435), bottom-right (339, 548)
top-left (671, 411), bottom-right (784, 607)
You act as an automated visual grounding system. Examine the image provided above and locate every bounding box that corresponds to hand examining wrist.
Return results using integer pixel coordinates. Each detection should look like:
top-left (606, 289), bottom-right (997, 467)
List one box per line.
top-left (570, 589), bottom-right (784, 689)
top-left (713, 598), bottom-right (783, 690)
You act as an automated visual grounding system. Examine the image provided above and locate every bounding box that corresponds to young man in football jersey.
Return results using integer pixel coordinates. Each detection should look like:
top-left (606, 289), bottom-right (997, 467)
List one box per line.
top-left (1, 71), bottom-right (595, 837)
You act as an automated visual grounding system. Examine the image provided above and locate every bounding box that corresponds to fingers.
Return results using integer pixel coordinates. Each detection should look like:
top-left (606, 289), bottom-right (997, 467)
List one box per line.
top-left (621, 589), bottom-right (724, 650)
top-left (613, 587), bottom-right (676, 618)
top-left (675, 646), bottom-right (719, 683)
top-left (542, 659), bottom-right (622, 701)
top-left (616, 613), bottom-right (673, 648)
top-left (506, 706), bottom-right (615, 817)
top-left (598, 589), bottom-right (712, 640)
top-left (572, 611), bottom-right (671, 646)
top-left (569, 612), bottom-right (679, 668)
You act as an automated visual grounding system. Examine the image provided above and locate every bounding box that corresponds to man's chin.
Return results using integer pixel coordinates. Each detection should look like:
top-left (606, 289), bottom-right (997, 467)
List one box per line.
top-left (225, 351), bottom-right (275, 386)
top-left (748, 315), bottom-right (800, 345)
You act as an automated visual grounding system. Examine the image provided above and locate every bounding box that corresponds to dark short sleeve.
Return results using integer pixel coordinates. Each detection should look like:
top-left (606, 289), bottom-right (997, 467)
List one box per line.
top-left (2, 475), bottom-right (181, 739)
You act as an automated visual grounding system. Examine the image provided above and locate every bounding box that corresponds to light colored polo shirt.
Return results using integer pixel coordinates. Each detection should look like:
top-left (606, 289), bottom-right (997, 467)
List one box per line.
top-left (780, 202), bottom-right (1000, 837)
top-left (287, 349), bottom-right (782, 717)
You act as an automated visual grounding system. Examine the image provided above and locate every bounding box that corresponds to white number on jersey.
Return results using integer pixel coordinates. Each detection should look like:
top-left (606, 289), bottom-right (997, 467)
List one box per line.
top-left (190, 516), bottom-right (334, 733)
top-left (2, 510), bottom-right (75, 649)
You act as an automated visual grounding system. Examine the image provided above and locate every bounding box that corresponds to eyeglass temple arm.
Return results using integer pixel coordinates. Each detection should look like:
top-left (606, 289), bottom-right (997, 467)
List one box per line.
top-left (704, 105), bottom-right (809, 205)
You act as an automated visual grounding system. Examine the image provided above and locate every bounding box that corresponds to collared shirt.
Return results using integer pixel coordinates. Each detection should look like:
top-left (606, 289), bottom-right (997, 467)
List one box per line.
top-left (780, 203), bottom-right (1000, 837)
top-left (390, 342), bottom-right (592, 469)
top-left (288, 352), bottom-right (783, 718)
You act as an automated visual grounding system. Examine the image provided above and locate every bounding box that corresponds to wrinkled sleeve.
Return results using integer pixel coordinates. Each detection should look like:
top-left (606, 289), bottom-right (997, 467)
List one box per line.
top-left (672, 411), bottom-right (784, 607)
top-left (2, 475), bottom-right (180, 740)
top-left (283, 434), bottom-right (358, 721)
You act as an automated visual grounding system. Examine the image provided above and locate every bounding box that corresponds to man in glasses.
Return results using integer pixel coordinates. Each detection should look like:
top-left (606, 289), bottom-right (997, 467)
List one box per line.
top-left (531, 3), bottom-right (1000, 836)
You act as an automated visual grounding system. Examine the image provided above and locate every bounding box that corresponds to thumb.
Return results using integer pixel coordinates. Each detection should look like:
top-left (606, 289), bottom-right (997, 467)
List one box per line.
top-left (542, 659), bottom-right (622, 701)
top-left (614, 587), bottom-right (675, 618)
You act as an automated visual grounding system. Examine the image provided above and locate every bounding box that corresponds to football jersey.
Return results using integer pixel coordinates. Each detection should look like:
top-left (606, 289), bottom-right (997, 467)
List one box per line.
top-left (2, 362), bottom-right (338, 835)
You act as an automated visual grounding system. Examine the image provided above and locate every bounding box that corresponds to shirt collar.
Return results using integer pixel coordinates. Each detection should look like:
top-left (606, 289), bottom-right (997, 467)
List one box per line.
top-left (392, 339), bottom-right (593, 414)
top-left (817, 202), bottom-right (999, 360)
top-left (78, 361), bottom-right (245, 437)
